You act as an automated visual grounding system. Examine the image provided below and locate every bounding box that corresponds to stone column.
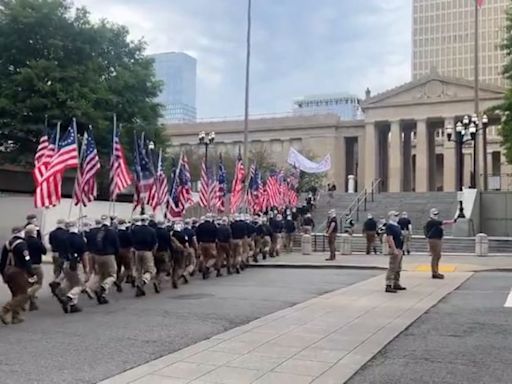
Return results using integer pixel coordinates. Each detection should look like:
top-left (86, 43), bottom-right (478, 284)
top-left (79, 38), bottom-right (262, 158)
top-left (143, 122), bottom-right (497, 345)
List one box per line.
top-left (403, 126), bottom-right (413, 191)
top-left (364, 122), bottom-right (377, 188)
top-left (443, 117), bottom-right (457, 191)
top-left (415, 119), bottom-right (429, 192)
top-left (388, 120), bottom-right (403, 192)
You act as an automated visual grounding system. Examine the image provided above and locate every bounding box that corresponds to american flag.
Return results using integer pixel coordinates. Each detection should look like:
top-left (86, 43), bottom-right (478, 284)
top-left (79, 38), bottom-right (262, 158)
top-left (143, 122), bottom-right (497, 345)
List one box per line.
top-left (73, 128), bottom-right (100, 206)
top-left (266, 172), bottom-right (280, 208)
top-left (109, 123), bottom-right (132, 200)
top-left (148, 149), bottom-right (169, 212)
top-left (208, 166), bottom-right (218, 212)
top-left (199, 156), bottom-right (209, 208)
top-left (214, 154), bottom-right (227, 213)
top-left (166, 168), bottom-right (183, 219)
top-left (247, 164), bottom-right (262, 213)
top-left (230, 152), bottom-right (246, 213)
top-left (38, 121), bottom-right (79, 184)
top-left (33, 125), bottom-right (62, 208)
top-left (177, 152), bottom-right (194, 210)
top-left (133, 132), bottom-right (155, 210)
top-left (477, 0), bottom-right (485, 7)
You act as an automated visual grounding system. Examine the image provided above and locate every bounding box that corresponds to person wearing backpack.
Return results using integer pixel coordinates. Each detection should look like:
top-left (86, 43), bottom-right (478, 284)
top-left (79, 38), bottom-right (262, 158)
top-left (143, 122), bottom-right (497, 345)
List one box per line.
top-left (424, 208), bottom-right (456, 279)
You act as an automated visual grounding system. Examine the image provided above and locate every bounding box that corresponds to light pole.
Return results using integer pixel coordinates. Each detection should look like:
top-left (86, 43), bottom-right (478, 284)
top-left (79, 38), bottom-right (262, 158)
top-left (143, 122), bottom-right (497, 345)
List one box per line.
top-left (446, 115), bottom-right (477, 191)
top-left (198, 131), bottom-right (215, 208)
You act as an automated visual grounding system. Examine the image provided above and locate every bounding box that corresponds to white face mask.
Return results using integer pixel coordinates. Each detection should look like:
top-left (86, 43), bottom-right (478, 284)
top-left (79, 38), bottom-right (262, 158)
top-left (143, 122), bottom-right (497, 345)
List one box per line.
top-left (389, 216), bottom-right (399, 224)
top-left (15, 231), bottom-right (25, 238)
top-left (70, 227), bottom-right (79, 233)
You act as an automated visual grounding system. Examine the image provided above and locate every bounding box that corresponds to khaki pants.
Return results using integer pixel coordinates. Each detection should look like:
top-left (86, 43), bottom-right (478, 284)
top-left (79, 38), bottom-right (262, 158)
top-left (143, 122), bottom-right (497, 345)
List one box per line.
top-left (270, 233), bottom-right (281, 257)
top-left (154, 251), bottom-right (169, 284)
top-left (217, 242), bottom-right (231, 270)
top-left (230, 239), bottom-right (243, 267)
top-left (135, 250), bottom-right (156, 286)
top-left (428, 239), bottom-right (442, 275)
top-left (385, 250), bottom-right (403, 286)
top-left (302, 226), bottom-right (312, 235)
top-left (365, 231), bottom-right (376, 254)
top-left (2, 266), bottom-right (30, 321)
top-left (52, 253), bottom-right (64, 280)
top-left (27, 264), bottom-right (43, 300)
top-left (116, 248), bottom-right (134, 285)
top-left (284, 233), bottom-right (293, 252)
top-left (199, 243), bottom-right (217, 269)
top-left (89, 255), bottom-right (116, 293)
top-left (328, 233), bottom-right (336, 259)
top-left (402, 231), bottom-right (411, 253)
top-left (260, 236), bottom-right (271, 258)
top-left (82, 252), bottom-right (94, 283)
top-left (183, 247), bottom-right (196, 277)
top-left (61, 262), bottom-right (84, 305)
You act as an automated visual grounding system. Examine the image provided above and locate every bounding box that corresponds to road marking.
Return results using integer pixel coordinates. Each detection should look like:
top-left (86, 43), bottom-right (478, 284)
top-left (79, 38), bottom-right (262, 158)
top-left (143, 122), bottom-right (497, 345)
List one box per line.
top-left (415, 264), bottom-right (457, 273)
top-left (504, 289), bottom-right (512, 308)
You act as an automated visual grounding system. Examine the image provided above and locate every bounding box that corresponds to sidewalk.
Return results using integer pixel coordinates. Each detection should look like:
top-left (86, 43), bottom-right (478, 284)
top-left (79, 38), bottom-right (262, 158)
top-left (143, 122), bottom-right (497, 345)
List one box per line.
top-left (99, 272), bottom-right (472, 384)
top-left (252, 252), bottom-right (512, 272)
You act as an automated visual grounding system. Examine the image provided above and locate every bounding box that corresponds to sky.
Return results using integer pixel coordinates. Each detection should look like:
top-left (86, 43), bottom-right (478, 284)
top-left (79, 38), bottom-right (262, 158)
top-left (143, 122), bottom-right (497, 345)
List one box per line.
top-left (74, 0), bottom-right (412, 119)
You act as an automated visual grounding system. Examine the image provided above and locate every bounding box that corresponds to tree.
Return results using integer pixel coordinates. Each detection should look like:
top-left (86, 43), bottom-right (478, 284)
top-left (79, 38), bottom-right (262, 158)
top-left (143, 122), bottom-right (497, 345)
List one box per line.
top-left (499, 4), bottom-right (512, 162)
top-left (0, 0), bottom-right (165, 168)
top-left (296, 149), bottom-right (327, 193)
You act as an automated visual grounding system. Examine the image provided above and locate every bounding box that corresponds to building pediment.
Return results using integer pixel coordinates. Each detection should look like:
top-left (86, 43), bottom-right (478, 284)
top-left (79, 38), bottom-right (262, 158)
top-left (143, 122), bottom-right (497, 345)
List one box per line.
top-left (362, 71), bottom-right (506, 110)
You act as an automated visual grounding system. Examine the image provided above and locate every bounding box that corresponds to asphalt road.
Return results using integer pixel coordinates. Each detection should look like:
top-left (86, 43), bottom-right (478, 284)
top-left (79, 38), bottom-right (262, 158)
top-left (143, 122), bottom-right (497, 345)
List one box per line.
top-left (347, 272), bottom-right (512, 384)
top-left (0, 266), bottom-right (379, 384)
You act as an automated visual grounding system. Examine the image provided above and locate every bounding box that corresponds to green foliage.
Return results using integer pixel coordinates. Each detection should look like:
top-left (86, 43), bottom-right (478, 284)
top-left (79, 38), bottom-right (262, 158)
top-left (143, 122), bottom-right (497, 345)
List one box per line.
top-left (0, 0), bottom-right (165, 167)
top-left (296, 149), bottom-right (327, 192)
top-left (499, 4), bottom-right (512, 163)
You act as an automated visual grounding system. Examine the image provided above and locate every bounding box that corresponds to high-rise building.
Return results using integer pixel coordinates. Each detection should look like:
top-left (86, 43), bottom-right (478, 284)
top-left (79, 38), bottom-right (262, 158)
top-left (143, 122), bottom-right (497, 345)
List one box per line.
top-left (412, 0), bottom-right (508, 86)
top-left (149, 52), bottom-right (197, 122)
top-left (292, 93), bottom-right (363, 120)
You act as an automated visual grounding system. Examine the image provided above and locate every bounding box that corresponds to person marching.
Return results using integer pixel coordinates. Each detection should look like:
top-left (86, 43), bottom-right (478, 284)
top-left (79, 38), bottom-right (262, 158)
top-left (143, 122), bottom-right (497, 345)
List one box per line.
top-left (170, 221), bottom-right (188, 287)
top-left (131, 215), bottom-right (157, 297)
top-left (216, 217), bottom-right (232, 275)
top-left (245, 216), bottom-right (257, 264)
top-left (154, 220), bottom-right (171, 293)
top-left (385, 211), bottom-right (406, 293)
top-left (0, 226), bottom-right (37, 325)
top-left (25, 214), bottom-right (42, 241)
top-left (196, 215), bottom-right (218, 279)
top-left (25, 224), bottom-right (46, 311)
top-left (270, 214), bottom-right (284, 257)
top-left (283, 215), bottom-right (296, 253)
top-left (59, 220), bottom-right (87, 314)
top-left (424, 208), bottom-right (455, 280)
top-left (325, 209), bottom-right (338, 261)
top-left (256, 217), bottom-right (272, 260)
top-left (398, 212), bottom-right (413, 255)
top-left (88, 215), bottom-right (119, 304)
top-left (114, 219), bottom-right (134, 292)
top-left (48, 219), bottom-right (68, 284)
top-left (363, 213), bottom-right (378, 255)
top-left (182, 219), bottom-right (197, 280)
top-left (230, 215), bottom-right (246, 273)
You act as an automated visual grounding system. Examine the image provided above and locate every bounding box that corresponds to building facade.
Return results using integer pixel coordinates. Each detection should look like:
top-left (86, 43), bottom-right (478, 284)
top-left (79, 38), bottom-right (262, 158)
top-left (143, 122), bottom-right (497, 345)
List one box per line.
top-left (293, 93), bottom-right (363, 120)
top-left (412, 0), bottom-right (508, 86)
top-left (165, 71), bottom-right (510, 193)
top-left (149, 52), bottom-right (197, 122)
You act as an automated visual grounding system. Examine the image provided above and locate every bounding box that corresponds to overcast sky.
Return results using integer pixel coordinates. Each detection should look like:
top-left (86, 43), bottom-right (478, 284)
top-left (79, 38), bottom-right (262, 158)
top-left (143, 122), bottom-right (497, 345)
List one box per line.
top-left (74, 0), bottom-right (412, 118)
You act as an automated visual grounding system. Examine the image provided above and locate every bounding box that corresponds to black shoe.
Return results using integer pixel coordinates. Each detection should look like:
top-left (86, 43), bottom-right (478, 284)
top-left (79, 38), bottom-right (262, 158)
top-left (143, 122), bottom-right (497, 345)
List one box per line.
top-left (227, 268), bottom-right (233, 275)
top-left (172, 281), bottom-right (178, 289)
top-left (216, 270), bottom-right (222, 278)
top-left (393, 284), bottom-right (407, 291)
top-left (262, 255), bottom-right (267, 260)
top-left (135, 284), bottom-right (146, 297)
top-left (98, 295), bottom-right (109, 305)
top-left (153, 281), bottom-right (161, 294)
top-left (202, 268), bottom-right (210, 280)
top-left (252, 256), bottom-right (259, 263)
top-left (61, 297), bottom-right (71, 313)
top-left (29, 300), bottom-right (39, 312)
top-left (235, 267), bottom-right (241, 274)
top-left (432, 273), bottom-right (445, 280)
top-left (49, 281), bottom-right (62, 300)
top-left (94, 287), bottom-right (106, 304)
top-left (69, 305), bottom-right (82, 314)
top-left (181, 275), bottom-right (189, 284)
top-left (385, 286), bottom-right (398, 293)
top-left (114, 281), bottom-right (123, 293)
top-left (373, 248), bottom-right (377, 254)
top-left (407, 250), bottom-right (411, 255)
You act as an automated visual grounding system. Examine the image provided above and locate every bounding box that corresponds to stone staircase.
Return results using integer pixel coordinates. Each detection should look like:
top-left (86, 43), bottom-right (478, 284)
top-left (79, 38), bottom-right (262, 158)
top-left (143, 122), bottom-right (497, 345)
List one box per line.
top-left (312, 191), bottom-right (458, 235)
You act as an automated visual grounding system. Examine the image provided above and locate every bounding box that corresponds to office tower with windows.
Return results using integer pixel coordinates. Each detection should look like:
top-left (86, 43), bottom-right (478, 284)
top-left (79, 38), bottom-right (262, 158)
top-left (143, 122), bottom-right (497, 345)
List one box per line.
top-left (150, 52), bottom-right (197, 122)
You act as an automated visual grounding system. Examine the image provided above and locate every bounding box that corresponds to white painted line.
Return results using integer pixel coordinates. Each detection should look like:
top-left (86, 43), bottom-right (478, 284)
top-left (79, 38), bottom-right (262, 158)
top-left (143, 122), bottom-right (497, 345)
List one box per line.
top-left (504, 289), bottom-right (512, 308)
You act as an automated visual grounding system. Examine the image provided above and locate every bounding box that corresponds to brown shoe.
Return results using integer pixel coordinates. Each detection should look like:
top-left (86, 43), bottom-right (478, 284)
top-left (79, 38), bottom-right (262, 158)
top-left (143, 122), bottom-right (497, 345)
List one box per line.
top-left (432, 273), bottom-right (445, 280)
top-left (325, 257), bottom-right (336, 261)
top-left (385, 285), bottom-right (397, 293)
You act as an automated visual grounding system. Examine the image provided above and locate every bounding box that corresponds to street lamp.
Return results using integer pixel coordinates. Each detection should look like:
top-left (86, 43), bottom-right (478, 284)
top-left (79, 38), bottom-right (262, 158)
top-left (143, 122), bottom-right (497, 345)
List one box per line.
top-left (198, 131), bottom-right (215, 209)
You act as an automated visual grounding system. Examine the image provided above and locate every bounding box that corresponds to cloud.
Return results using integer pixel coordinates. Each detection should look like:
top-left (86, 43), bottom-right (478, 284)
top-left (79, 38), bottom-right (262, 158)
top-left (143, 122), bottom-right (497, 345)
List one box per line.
top-left (73, 0), bottom-right (411, 118)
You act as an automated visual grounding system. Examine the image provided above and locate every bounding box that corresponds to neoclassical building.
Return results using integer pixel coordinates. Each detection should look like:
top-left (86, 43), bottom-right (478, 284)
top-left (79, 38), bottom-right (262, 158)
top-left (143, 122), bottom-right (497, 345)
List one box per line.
top-left (165, 71), bottom-right (509, 193)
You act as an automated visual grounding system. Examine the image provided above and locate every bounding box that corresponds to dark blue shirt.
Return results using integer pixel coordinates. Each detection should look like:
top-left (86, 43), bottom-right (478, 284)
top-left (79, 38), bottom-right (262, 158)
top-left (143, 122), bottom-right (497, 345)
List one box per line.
top-left (385, 223), bottom-right (403, 250)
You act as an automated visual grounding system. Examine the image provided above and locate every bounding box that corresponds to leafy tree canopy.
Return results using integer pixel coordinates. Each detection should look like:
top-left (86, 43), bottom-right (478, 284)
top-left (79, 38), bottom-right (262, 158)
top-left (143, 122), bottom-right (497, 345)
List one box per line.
top-left (0, 0), bottom-right (165, 167)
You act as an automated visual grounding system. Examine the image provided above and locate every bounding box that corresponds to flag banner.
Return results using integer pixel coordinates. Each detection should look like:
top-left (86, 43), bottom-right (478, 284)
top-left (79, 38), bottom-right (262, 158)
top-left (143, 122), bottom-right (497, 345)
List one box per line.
top-left (287, 147), bottom-right (331, 173)
top-left (109, 123), bottom-right (132, 201)
top-left (148, 149), bottom-right (168, 212)
top-left (73, 128), bottom-right (100, 206)
top-left (34, 125), bottom-right (62, 208)
top-left (199, 157), bottom-right (209, 208)
top-left (230, 152), bottom-right (246, 214)
top-left (477, 0), bottom-right (485, 7)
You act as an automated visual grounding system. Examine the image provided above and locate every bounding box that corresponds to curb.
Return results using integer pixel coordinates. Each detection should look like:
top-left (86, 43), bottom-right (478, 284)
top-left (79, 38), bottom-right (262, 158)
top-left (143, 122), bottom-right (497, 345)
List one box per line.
top-left (249, 263), bottom-right (387, 271)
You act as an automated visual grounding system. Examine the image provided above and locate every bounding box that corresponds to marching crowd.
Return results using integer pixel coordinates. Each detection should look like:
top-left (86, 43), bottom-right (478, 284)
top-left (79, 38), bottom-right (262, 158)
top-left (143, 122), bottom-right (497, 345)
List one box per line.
top-left (0, 210), bottom-right (309, 325)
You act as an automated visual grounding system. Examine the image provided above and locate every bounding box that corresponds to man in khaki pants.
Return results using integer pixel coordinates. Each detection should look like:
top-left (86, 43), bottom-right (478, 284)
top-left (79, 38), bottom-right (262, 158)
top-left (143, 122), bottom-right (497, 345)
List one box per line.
top-left (325, 210), bottom-right (338, 261)
top-left (384, 211), bottom-right (406, 293)
top-left (424, 208), bottom-right (455, 279)
top-left (25, 225), bottom-right (46, 311)
top-left (131, 216), bottom-right (157, 297)
top-left (88, 215), bottom-right (119, 304)
top-left (196, 215), bottom-right (218, 279)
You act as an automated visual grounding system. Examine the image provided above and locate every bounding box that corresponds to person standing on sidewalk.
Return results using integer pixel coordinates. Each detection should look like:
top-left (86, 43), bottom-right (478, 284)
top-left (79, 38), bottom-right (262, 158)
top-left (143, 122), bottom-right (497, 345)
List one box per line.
top-left (385, 210), bottom-right (406, 293)
top-left (424, 208), bottom-right (455, 280)
top-left (362, 214), bottom-right (378, 255)
top-left (325, 210), bottom-right (338, 261)
top-left (398, 212), bottom-right (413, 255)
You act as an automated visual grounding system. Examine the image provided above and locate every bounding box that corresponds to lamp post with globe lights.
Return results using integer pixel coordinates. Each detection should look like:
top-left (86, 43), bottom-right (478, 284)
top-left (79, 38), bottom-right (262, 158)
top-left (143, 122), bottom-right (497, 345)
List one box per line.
top-left (198, 131), bottom-right (215, 207)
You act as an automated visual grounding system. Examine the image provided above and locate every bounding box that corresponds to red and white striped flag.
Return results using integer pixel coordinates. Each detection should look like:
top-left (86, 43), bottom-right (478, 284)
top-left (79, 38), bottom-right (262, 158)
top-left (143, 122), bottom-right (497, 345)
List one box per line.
top-left (199, 157), bottom-right (209, 208)
top-left (109, 123), bottom-right (132, 201)
top-left (33, 125), bottom-right (62, 208)
top-left (230, 153), bottom-right (246, 213)
top-left (265, 174), bottom-right (280, 208)
top-left (148, 149), bottom-right (169, 212)
top-left (178, 152), bottom-right (194, 210)
top-left (477, 0), bottom-right (485, 7)
top-left (39, 120), bottom-right (79, 184)
top-left (73, 128), bottom-right (100, 206)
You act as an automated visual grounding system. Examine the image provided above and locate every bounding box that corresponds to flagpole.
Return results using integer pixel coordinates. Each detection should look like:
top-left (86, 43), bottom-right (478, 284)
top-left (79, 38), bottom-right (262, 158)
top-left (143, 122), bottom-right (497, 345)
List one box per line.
top-left (109, 114), bottom-right (117, 216)
top-left (474, 0), bottom-right (481, 189)
top-left (68, 118), bottom-right (83, 219)
top-left (242, 0), bottom-right (252, 169)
